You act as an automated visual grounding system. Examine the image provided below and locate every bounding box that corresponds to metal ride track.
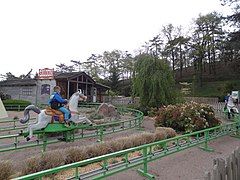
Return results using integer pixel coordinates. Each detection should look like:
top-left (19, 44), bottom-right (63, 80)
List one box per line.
top-left (5, 106), bottom-right (240, 179)
top-left (14, 119), bottom-right (240, 180)
top-left (0, 106), bottom-right (144, 153)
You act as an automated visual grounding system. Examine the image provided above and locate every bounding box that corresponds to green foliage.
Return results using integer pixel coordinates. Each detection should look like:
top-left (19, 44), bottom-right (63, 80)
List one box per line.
top-left (117, 79), bottom-right (132, 96)
top-left (155, 101), bottom-right (221, 133)
top-left (187, 80), bottom-right (240, 101)
top-left (147, 107), bottom-right (158, 117)
top-left (102, 50), bottom-right (123, 92)
top-left (0, 92), bottom-right (11, 100)
top-left (224, 81), bottom-right (239, 93)
top-left (133, 54), bottom-right (178, 108)
top-left (108, 90), bottom-right (119, 96)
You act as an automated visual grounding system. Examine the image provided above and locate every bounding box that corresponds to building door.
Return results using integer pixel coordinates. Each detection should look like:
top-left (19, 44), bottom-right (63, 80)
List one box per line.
top-left (57, 81), bottom-right (67, 99)
top-left (92, 87), bottom-right (97, 102)
top-left (69, 82), bottom-right (77, 97)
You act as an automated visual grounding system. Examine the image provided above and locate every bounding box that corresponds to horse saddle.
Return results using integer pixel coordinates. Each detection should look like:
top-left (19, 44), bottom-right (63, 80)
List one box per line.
top-left (45, 107), bottom-right (71, 123)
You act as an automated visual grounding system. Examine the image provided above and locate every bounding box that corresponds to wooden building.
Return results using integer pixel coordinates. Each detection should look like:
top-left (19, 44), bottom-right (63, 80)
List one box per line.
top-left (0, 72), bottom-right (110, 104)
top-left (54, 72), bottom-right (110, 102)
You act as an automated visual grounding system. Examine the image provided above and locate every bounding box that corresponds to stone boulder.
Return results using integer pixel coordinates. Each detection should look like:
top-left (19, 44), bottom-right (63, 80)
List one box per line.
top-left (89, 103), bottom-right (120, 122)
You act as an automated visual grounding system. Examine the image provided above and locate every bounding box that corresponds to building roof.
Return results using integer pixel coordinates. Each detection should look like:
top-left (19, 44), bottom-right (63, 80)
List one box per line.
top-left (54, 72), bottom-right (110, 89)
top-left (54, 72), bottom-right (87, 79)
top-left (95, 82), bottom-right (110, 90)
top-left (0, 72), bottom-right (110, 90)
top-left (0, 78), bottom-right (37, 86)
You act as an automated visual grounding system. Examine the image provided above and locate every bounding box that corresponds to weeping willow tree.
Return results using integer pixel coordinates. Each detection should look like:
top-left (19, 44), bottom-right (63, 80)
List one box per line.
top-left (133, 54), bottom-right (177, 108)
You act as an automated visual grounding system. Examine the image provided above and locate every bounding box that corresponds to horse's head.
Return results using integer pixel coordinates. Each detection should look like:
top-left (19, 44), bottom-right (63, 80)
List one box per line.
top-left (78, 90), bottom-right (87, 102)
top-left (68, 91), bottom-right (87, 111)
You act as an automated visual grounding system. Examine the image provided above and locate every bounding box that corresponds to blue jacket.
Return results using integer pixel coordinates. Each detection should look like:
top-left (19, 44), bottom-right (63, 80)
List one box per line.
top-left (48, 92), bottom-right (67, 109)
top-left (225, 95), bottom-right (230, 103)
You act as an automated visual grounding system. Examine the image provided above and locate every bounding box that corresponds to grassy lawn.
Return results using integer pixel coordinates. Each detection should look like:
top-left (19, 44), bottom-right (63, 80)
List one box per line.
top-left (180, 80), bottom-right (240, 101)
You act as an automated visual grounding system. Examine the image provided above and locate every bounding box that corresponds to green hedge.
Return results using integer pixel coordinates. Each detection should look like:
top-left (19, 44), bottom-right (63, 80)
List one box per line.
top-left (3, 100), bottom-right (32, 111)
top-left (2, 99), bottom-right (32, 105)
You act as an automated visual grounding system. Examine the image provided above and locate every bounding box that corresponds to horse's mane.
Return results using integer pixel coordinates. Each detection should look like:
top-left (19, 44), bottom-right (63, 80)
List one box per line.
top-left (67, 91), bottom-right (85, 106)
top-left (68, 92), bottom-right (79, 105)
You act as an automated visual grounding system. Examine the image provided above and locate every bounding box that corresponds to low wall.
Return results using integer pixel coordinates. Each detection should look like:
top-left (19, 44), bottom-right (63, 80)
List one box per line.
top-left (103, 96), bottom-right (219, 106)
top-left (102, 96), bottom-right (140, 106)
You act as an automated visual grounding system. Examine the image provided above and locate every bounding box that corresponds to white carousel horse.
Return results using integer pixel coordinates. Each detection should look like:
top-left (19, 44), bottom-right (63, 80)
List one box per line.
top-left (20, 90), bottom-right (92, 141)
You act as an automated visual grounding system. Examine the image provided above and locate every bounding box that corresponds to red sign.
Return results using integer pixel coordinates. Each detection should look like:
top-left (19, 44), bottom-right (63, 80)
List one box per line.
top-left (39, 68), bottom-right (54, 79)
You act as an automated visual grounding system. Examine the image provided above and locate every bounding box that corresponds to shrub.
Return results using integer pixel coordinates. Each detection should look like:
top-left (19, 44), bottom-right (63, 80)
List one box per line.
top-left (0, 92), bottom-right (11, 100)
top-left (155, 101), bottom-right (221, 133)
top-left (22, 151), bottom-right (65, 175)
top-left (64, 146), bottom-right (88, 164)
top-left (147, 107), bottom-right (158, 117)
top-left (2, 99), bottom-right (31, 105)
top-left (20, 128), bottom-right (176, 175)
top-left (0, 160), bottom-right (14, 180)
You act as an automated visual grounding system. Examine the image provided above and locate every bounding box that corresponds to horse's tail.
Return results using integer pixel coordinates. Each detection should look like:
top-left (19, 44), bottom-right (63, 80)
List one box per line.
top-left (20, 105), bottom-right (41, 124)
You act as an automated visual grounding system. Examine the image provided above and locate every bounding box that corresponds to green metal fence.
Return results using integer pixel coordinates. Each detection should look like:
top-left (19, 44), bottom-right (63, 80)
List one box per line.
top-left (13, 121), bottom-right (240, 180)
top-left (0, 118), bottom-right (36, 133)
top-left (0, 107), bottom-right (144, 153)
top-left (3, 104), bottom-right (28, 111)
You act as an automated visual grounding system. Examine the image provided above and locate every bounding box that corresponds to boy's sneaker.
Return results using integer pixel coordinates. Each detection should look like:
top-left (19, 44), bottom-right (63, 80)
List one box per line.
top-left (64, 121), bottom-right (71, 127)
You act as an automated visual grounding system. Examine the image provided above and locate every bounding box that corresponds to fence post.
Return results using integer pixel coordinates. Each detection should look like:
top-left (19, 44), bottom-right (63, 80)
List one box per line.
top-left (214, 158), bottom-right (226, 180)
top-left (97, 126), bottom-right (103, 142)
top-left (42, 132), bottom-right (47, 152)
top-left (235, 147), bottom-right (240, 179)
top-left (212, 164), bottom-right (219, 180)
top-left (226, 156), bottom-right (233, 180)
top-left (75, 166), bottom-right (79, 179)
top-left (136, 147), bottom-right (154, 180)
top-left (199, 131), bottom-right (214, 152)
top-left (135, 113), bottom-right (144, 131)
top-left (232, 149), bottom-right (238, 180)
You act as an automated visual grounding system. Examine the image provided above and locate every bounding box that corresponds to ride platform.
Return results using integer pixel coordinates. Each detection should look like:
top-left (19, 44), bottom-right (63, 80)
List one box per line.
top-left (20, 123), bottom-right (75, 137)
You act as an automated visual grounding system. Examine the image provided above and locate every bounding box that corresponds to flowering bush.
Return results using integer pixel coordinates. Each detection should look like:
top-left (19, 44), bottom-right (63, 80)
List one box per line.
top-left (155, 101), bottom-right (221, 133)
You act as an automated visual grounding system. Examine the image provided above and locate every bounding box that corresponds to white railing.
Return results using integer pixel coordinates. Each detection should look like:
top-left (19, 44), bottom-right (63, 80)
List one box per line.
top-left (184, 97), bottom-right (219, 104)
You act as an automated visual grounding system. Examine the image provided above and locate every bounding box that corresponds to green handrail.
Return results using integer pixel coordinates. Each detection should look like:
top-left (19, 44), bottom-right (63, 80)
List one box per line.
top-left (13, 121), bottom-right (240, 180)
top-left (0, 107), bottom-right (144, 153)
top-left (4, 104), bottom-right (28, 111)
top-left (0, 118), bottom-right (36, 133)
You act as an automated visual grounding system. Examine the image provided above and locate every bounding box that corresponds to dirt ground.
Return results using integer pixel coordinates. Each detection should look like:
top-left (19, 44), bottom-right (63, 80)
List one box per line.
top-left (1, 111), bottom-right (240, 180)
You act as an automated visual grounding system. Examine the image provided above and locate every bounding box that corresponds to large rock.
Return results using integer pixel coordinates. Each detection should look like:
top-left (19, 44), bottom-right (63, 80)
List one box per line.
top-left (95, 103), bottom-right (120, 120)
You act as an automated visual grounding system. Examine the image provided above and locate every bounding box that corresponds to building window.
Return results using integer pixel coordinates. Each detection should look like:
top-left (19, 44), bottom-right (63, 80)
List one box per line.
top-left (22, 87), bottom-right (33, 96)
top-left (41, 84), bottom-right (50, 95)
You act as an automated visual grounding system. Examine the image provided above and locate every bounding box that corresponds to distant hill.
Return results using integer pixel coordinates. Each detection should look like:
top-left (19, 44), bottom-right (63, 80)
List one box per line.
top-left (175, 61), bottom-right (240, 82)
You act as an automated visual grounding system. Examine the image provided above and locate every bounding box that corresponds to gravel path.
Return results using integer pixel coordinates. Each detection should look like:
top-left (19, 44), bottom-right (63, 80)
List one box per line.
top-left (1, 111), bottom-right (240, 180)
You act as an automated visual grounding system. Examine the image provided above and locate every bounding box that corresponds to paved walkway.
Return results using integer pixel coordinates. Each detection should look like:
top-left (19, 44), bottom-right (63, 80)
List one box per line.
top-left (105, 135), bottom-right (240, 180)
top-left (2, 111), bottom-right (240, 180)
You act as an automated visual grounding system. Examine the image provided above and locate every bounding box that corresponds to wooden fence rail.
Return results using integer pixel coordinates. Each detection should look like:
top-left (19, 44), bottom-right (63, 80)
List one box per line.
top-left (204, 146), bottom-right (240, 180)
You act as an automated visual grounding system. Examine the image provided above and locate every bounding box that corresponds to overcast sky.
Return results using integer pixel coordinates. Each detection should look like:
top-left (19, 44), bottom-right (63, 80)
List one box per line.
top-left (0, 0), bottom-right (232, 78)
